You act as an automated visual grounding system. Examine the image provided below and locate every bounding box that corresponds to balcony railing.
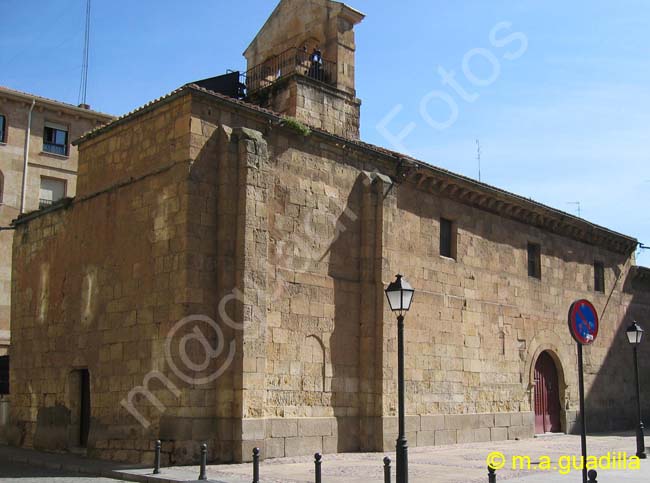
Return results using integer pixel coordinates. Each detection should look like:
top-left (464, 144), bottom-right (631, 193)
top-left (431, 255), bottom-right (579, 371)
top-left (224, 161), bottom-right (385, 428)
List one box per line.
top-left (43, 142), bottom-right (67, 156)
top-left (39, 198), bottom-right (54, 210)
top-left (243, 47), bottom-right (336, 94)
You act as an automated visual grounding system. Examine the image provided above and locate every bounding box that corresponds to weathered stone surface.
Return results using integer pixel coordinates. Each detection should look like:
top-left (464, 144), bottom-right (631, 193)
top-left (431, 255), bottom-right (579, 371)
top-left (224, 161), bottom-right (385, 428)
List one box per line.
top-left (285, 436), bottom-right (322, 457)
top-left (495, 413), bottom-right (511, 428)
top-left (435, 429), bottom-right (457, 445)
top-left (6, 0), bottom-right (650, 466)
top-left (490, 427), bottom-right (508, 442)
top-left (421, 415), bottom-right (445, 431)
top-left (269, 418), bottom-right (298, 438)
top-left (457, 428), bottom-right (475, 444)
top-left (415, 430), bottom-right (434, 447)
top-left (0, 87), bottom-right (112, 356)
top-left (266, 437), bottom-right (285, 459)
top-left (298, 418), bottom-right (332, 437)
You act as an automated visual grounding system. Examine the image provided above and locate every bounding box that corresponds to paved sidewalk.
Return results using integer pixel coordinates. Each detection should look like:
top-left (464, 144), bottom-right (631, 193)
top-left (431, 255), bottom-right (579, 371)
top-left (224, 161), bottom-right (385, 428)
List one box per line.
top-left (0, 433), bottom-right (648, 482)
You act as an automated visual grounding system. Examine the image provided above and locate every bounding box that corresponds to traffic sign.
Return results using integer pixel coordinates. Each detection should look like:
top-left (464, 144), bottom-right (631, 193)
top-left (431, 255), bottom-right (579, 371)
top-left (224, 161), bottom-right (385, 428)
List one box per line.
top-left (568, 299), bottom-right (599, 345)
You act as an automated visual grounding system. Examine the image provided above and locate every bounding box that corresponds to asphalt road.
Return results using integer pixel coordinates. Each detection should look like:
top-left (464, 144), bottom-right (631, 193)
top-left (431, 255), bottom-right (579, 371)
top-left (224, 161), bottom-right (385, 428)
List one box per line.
top-left (0, 456), bottom-right (121, 482)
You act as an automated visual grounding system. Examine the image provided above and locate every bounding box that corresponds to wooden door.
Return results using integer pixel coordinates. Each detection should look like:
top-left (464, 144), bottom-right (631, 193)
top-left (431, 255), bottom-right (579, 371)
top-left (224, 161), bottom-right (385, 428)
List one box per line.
top-left (534, 352), bottom-right (561, 433)
top-left (80, 369), bottom-right (91, 447)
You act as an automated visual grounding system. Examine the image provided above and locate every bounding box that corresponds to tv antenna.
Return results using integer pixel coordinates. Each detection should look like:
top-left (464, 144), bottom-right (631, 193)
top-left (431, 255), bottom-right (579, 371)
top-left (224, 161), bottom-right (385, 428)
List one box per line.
top-left (476, 139), bottom-right (482, 182)
top-left (78, 0), bottom-right (91, 107)
top-left (567, 201), bottom-right (581, 218)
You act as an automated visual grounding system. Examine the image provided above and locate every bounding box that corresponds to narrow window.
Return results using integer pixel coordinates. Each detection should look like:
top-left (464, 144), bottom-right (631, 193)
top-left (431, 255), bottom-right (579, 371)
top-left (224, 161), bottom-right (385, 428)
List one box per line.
top-left (0, 114), bottom-right (6, 143)
top-left (440, 217), bottom-right (457, 259)
top-left (43, 121), bottom-right (69, 156)
top-left (39, 177), bottom-right (66, 209)
top-left (0, 356), bottom-right (8, 395)
top-left (594, 261), bottom-right (605, 293)
top-left (0, 170), bottom-right (4, 204)
top-left (527, 242), bottom-right (541, 279)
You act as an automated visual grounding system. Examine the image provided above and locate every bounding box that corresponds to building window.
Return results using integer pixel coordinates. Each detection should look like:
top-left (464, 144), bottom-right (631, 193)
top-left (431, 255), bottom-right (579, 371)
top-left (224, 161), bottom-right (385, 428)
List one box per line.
top-left (440, 217), bottom-right (457, 259)
top-left (0, 170), bottom-right (3, 204)
top-left (43, 121), bottom-right (69, 156)
top-left (0, 114), bottom-right (6, 143)
top-left (594, 261), bottom-right (605, 293)
top-left (39, 177), bottom-right (66, 209)
top-left (0, 356), bottom-right (8, 395)
top-left (527, 242), bottom-right (541, 279)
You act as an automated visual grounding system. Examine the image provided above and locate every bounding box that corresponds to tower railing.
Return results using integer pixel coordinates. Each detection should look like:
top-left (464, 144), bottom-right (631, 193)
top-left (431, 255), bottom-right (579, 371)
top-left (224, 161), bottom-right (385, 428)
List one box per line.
top-left (242, 47), bottom-right (336, 94)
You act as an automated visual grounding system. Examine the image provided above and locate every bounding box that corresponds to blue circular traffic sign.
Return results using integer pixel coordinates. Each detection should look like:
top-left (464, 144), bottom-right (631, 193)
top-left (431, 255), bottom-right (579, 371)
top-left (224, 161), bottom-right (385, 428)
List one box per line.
top-left (568, 299), bottom-right (599, 345)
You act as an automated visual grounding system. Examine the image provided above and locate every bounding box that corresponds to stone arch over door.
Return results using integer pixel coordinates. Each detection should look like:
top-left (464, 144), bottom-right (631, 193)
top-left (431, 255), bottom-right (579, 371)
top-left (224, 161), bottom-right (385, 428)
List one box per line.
top-left (525, 333), bottom-right (574, 433)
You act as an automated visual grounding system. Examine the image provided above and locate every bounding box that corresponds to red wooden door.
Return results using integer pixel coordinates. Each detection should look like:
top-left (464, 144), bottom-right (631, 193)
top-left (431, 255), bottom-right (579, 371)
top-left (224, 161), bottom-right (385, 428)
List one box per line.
top-left (534, 352), bottom-right (561, 433)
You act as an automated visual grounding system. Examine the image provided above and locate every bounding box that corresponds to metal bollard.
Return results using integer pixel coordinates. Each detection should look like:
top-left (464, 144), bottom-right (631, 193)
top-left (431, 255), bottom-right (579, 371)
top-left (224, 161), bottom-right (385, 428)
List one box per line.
top-left (153, 440), bottom-right (161, 474)
top-left (488, 465), bottom-right (497, 483)
top-left (252, 447), bottom-right (260, 483)
top-left (198, 443), bottom-right (208, 480)
top-left (383, 456), bottom-right (391, 483)
top-left (314, 452), bottom-right (322, 483)
top-left (587, 469), bottom-right (598, 483)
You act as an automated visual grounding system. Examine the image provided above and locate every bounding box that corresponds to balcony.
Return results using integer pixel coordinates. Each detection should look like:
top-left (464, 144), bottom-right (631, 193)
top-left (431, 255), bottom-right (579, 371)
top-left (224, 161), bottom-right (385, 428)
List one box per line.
top-left (39, 198), bottom-right (54, 210)
top-left (43, 142), bottom-right (67, 156)
top-left (243, 47), bottom-right (336, 94)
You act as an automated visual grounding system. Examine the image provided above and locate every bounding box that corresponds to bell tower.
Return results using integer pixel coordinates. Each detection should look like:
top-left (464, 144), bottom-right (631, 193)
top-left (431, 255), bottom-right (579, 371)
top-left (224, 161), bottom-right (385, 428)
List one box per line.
top-left (243, 0), bottom-right (365, 139)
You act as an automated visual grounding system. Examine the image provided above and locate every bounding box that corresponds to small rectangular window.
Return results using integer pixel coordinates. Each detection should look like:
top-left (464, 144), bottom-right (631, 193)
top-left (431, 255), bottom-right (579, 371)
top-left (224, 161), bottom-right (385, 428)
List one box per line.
top-left (528, 242), bottom-right (541, 279)
top-left (440, 217), bottom-right (457, 259)
top-left (0, 115), bottom-right (6, 143)
top-left (39, 177), bottom-right (66, 209)
top-left (0, 356), bottom-right (8, 395)
top-left (43, 121), bottom-right (68, 156)
top-left (594, 261), bottom-right (605, 293)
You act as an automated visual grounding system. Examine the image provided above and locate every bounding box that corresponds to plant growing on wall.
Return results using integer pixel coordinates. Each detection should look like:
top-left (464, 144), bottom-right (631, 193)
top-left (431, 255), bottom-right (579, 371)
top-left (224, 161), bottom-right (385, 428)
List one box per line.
top-left (281, 116), bottom-right (311, 137)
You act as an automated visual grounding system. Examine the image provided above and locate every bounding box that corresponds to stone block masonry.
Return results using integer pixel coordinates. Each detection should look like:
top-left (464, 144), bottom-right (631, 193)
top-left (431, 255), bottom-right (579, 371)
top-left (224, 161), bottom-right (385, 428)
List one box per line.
top-left (8, 84), bottom-right (649, 465)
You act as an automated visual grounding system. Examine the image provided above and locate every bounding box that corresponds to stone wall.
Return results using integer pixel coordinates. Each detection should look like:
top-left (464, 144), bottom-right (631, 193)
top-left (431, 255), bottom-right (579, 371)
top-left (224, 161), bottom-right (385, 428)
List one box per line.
top-left (251, 74), bottom-right (361, 140)
top-left (9, 88), bottom-right (650, 465)
top-left (0, 91), bottom-right (110, 352)
top-left (9, 94), bottom-right (208, 463)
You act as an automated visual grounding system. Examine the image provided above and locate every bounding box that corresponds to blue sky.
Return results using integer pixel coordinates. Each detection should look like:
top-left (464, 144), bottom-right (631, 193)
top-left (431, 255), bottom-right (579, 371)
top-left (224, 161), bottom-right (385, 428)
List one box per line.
top-left (2, 0), bottom-right (648, 264)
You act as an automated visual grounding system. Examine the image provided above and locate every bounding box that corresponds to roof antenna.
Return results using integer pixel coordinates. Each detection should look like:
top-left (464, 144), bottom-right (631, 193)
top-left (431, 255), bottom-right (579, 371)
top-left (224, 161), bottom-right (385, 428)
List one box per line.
top-left (567, 201), bottom-right (581, 218)
top-left (78, 0), bottom-right (91, 108)
top-left (476, 139), bottom-right (482, 182)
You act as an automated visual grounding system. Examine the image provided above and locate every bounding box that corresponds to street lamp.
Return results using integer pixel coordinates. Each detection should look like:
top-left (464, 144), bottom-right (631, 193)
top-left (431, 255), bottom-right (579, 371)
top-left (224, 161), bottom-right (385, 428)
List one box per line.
top-left (626, 321), bottom-right (647, 459)
top-left (385, 274), bottom-right (414, 483)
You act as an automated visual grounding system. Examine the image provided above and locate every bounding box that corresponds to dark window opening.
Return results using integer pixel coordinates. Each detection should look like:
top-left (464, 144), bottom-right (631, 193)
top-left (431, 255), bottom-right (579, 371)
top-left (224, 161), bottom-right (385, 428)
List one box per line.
top-left (0, 356), bottom-right (9, 395)
top-left (0, 115), bottom-right (6, 143)
top-left (528, 242), bottom-right (541, 279)
top-left (440, 218), bottom-right (457, 259)
top-left (594, 261), bottom-right (605, 293)
top-left (43, 123), bottom-right (68, 155)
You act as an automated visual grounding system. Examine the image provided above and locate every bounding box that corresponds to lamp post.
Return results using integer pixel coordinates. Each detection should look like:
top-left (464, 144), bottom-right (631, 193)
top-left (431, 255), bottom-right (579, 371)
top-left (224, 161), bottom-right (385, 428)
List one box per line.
top-left (626, 321), bottom-right (647, 459)
top-left (385, 274), bottom-right (415, 483)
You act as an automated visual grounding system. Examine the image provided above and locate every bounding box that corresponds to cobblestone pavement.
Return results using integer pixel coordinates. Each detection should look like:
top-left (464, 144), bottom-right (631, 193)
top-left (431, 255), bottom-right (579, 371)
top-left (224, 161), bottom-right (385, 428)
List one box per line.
top-left (0, 433), bottom-right (648, 483)
top-left (158, 432), bottom-right (649, 483)
top-left (0, 456), bottom-right (121, 482)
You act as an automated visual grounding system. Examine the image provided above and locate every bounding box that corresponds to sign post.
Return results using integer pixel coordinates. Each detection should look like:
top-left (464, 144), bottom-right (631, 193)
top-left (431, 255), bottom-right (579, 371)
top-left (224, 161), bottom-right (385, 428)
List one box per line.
top-left (568, 299), bottom-right (599, 483)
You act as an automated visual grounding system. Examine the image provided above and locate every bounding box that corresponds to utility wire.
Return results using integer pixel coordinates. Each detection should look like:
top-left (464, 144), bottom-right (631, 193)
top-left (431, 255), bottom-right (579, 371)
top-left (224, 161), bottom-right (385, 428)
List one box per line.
top-left (78, 0), bottom-right (91, 106)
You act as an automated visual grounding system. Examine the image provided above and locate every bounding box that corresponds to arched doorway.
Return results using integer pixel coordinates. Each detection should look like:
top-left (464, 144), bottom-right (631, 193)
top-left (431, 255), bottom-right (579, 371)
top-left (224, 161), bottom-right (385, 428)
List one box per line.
top-left (534, 351), bottom-right (561, 433)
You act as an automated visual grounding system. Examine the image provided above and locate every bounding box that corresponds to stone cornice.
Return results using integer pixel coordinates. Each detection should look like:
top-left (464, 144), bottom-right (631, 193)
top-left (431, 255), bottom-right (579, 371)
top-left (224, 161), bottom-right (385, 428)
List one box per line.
top-left (71, 83), bottom-right (639, 256)
top-left (410, 169), bottom-right (638, 255)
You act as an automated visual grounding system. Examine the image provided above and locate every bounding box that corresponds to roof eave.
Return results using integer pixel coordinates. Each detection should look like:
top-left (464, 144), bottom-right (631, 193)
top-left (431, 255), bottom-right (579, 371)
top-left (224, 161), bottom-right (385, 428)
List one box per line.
top-left (0, 87), bottom-right (114, 120)
top-left (69, 82), bottom-right (640, 255)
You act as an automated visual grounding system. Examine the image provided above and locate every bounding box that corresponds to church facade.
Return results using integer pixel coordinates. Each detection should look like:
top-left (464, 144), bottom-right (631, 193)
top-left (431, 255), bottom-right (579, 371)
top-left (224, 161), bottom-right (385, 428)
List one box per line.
top-left (7, 0), bottom-right (650, 465)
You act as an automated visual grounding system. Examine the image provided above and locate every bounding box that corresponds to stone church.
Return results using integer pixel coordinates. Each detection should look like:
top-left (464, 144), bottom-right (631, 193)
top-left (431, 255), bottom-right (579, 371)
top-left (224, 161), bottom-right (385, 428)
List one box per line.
top-left (7, 0), bottom-right (650, 465)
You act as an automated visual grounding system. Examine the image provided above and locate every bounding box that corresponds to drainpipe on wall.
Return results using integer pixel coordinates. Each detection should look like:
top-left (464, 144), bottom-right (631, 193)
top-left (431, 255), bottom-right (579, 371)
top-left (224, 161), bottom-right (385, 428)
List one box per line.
top-left (20, 99), bottom-right (36, 214)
